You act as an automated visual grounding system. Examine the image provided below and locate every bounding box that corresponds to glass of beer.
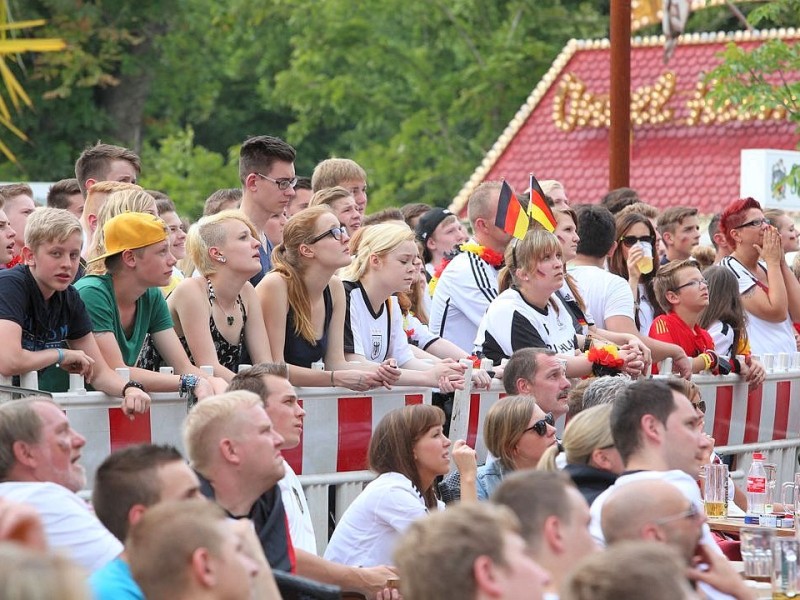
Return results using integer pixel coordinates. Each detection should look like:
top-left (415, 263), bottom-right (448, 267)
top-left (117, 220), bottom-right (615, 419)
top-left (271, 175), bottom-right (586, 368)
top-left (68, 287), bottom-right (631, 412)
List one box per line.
top-left (704, 463), bottom-right (728, 519)
top-left (772, 538), bottom-right (800, 599)
top-left (637, 241), bottom-right (653, 275)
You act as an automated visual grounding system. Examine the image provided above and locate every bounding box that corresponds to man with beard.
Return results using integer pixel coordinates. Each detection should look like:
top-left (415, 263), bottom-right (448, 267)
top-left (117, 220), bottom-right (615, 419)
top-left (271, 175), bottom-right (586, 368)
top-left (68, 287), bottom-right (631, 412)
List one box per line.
top-left (502, 348), bottom-right (571, 419)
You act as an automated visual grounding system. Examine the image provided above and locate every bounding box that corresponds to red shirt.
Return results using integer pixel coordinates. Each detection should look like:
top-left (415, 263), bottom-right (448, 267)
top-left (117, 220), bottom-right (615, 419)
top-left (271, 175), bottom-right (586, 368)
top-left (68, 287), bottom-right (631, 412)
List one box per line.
top-left (649, 312), bottom-right (714, 374)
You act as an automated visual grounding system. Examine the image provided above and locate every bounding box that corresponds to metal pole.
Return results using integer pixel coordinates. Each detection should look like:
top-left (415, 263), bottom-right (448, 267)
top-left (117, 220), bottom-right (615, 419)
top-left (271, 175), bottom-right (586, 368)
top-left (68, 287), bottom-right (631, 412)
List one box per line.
top-left (609, 0), bottom-right (631, 190)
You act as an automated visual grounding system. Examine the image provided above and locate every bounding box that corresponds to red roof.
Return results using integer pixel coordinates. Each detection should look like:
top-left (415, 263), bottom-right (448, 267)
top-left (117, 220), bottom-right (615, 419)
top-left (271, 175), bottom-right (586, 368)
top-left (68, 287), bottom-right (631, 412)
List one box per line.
top-left (450, 30), bottom-right (799, 217)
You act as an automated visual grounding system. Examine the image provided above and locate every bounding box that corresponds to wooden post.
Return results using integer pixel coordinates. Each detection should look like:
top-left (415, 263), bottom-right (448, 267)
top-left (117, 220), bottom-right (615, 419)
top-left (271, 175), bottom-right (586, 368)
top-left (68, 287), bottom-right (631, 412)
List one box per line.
top-left (609, 0), bottom-right (631, 190)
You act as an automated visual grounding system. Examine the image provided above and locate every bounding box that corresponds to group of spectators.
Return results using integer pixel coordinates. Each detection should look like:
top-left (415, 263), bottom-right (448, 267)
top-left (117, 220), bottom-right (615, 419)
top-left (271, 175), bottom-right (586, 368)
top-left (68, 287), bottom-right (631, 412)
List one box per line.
top-left (0, 133), bottom-right (793, 598)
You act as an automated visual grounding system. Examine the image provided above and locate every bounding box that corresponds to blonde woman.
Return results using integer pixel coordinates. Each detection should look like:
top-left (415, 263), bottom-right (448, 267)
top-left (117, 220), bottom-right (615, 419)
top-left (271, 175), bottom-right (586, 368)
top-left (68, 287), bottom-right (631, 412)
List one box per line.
top-left (142, 210), bottom-right (272, 381)
top-left (256, 205), bottom-right (384, 390)
top-left (537, 403), bottom-right (622, 504)
top-left (85, 189), bottom-right (158, 275)
top-left (340, 222), bottom-right (466, 390)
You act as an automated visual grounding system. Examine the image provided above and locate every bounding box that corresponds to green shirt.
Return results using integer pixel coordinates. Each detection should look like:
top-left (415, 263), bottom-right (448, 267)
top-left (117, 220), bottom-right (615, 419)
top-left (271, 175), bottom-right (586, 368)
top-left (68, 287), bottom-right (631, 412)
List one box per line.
top-left (75, 274), bottom-right (174, 367)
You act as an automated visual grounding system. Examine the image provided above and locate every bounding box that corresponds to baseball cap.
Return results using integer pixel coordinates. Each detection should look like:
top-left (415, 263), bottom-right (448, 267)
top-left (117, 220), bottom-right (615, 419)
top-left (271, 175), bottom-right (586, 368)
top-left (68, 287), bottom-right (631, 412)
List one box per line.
top-left (416, 208), bottom-right (454, 242)
top-left (87, 212), bottom-right (168, 263)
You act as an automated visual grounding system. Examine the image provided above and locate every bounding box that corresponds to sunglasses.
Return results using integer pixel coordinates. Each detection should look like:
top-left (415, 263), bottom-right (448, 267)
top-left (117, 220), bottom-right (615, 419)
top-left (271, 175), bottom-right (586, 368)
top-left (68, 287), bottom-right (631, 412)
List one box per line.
top-left (619, 235), bottom-right (655, 247)
top-left (308, 225), bottom-right (348, 245)
top-left (522, 412), bottom-right (555, 437)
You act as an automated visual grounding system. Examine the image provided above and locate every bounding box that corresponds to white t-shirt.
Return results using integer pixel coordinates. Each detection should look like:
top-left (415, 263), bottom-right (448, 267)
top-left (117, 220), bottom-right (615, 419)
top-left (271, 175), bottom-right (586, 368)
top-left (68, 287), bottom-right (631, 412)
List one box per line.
top-left (720, 256), bottom-right (796, 355)
top-left (343, 281), bottom-right (414, 366)
top-left (278, 461), bottom-right (316, 555)
top-left (0, 481), bottom-right (122, 572)
top-left (323, 472), bottom-right (443, 567)
top-left (567, 264), bottom-right (635, 330)
top-left (404, 312), bottom-right (439, 351)
top-left (636, 283), bottom-right (656, 335)
top-left (475, 288), bottom-right (578, 363)
top-left (429, 245), bottom-right (501, 353)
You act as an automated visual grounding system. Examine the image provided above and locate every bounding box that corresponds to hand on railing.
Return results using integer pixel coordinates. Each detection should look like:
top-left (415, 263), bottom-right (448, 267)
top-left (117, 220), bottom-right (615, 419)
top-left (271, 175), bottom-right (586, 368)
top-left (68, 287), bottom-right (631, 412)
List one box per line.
top-left (470, 369), bottom-right (493, 390)
top-left (121, 386), bottom-right (151, 419)
top-left (332, 370), bottom-right (384, 392)
top-left (742, 358), bottom-right (766, 389)
top-left (375, 359), bottom-right (401, 389)
top-left (58, 349), bottom-right (95, 382)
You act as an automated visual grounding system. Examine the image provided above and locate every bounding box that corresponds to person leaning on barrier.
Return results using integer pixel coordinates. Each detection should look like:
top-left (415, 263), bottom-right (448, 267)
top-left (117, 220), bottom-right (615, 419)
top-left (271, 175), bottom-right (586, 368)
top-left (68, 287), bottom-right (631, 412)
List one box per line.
top-left (393, 502), bottom-right (550, 600)
top-left (0, 207), bottom-right (150, 414)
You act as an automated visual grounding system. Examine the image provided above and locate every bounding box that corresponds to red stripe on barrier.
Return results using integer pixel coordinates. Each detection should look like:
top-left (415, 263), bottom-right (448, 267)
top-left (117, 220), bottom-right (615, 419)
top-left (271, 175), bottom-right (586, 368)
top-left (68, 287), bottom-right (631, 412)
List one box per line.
top-left (404, 394), bottom-right (423, 406)
top-left (109, 408), bottom-right (152, 452)
top-left (712, 386), bottom-right (733, 446)
top-left (743, 385), bottom-right (764, 444)
top-left (466, 393), bottom-right (481, 448)
top-left (337, 396), bottom-right (372, 472)
top-left (283, 398), bottom-right (304, 474)
top-left (773, 381), bottom-right (791, 440)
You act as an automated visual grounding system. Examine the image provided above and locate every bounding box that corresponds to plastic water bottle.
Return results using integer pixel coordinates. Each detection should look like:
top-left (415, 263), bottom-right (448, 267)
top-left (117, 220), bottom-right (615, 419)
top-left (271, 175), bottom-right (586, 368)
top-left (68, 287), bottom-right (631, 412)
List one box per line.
top-left (746, 452), bottom-right (768, 517)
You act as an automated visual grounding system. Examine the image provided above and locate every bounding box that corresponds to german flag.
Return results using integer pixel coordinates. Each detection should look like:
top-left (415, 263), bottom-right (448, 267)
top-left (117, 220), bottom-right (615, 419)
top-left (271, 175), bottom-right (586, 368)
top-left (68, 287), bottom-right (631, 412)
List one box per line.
top-left (527, 173), bottom-right (557, 233)
top-left (495, 180), bottom-right (530, 240)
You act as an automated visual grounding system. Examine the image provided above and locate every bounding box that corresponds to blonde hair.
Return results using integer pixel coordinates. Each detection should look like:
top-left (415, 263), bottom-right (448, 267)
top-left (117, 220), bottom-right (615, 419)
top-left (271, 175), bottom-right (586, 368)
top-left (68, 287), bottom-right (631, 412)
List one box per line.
top-left (308, 186), bottom-right (354, 209)
top-left (311, 158), bottom-right (366, 191)
top-left (0, 542), bottom-right (89, 600)
top-left (341, 222), bottom-right (415, 281)
top-left (271, 205), bottom-right (334, 343)
top-left (24, 208), bottom-right (82, 252)
top-left (498, 228), bottom-right (562, 292)
top-left (540, 180), bottom-right (564, 195)
top-left (86, 188), bottom-right (157, 274)
top-left (484, 395), bottom-right (538, 471)
top-left (186, 209), bottom-right (257, 277)
top-left (538, 403), bottom-right (614, 470)
top-left (182, 390), bottom-right (262, 475)
top-left (83, 181), bottom-right (141, 223)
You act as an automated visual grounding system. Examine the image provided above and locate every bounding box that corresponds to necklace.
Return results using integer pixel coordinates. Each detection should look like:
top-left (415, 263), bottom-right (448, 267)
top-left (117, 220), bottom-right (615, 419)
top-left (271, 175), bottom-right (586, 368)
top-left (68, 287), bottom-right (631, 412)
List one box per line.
top-left (427, 242), bottom-right (505, 295)
top-left (206, 279), bottom-right (240, 326)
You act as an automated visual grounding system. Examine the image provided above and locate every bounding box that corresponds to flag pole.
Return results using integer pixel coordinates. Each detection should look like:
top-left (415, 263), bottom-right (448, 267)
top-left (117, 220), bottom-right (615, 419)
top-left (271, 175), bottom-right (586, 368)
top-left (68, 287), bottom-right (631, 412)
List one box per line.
top-left (609, 0), bottom-right (631, 190)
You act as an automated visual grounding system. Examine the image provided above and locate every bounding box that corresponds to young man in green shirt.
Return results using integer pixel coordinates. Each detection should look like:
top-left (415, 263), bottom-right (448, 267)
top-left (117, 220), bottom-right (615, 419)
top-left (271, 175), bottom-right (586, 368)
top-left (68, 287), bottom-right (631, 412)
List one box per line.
top-left (76, 212), bottom-right (225, 399)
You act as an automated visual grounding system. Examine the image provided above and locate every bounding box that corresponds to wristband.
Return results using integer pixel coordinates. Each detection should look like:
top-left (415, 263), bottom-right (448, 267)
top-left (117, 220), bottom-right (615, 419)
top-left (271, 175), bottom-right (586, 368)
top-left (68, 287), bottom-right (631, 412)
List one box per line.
top-left (700, 353), bottom-right (712, 371)
top-left (55, 348), bottom-right (64, 367)
top-left (330, 370), bottom-right (336, 387)
top-left (583, 335), bottom-right (593, 352)
top-left (706, 349), bottom-right (719, 370)
top-left (732, 357), bottom-right (741, 374)
top-left (122, 380), bottom-right (145, 396)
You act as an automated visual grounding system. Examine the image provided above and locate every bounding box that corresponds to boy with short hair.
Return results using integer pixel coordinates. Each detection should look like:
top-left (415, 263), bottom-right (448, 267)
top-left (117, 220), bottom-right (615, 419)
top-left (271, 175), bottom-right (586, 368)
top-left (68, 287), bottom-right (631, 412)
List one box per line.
top-left (75, 212), bottom-right (224, 399)
top-left (416, 208), bottom-right (467, 279)
top-left (0, 183), bottom-right (36, 267)
top-left (311, 158), bottom-right (368, 215)
top-left (649, 259), bottom-right (723, 374)
top-left (0, 208), bottom-right (150, 414)
top-left (656, 206), bottom-right (700, 263)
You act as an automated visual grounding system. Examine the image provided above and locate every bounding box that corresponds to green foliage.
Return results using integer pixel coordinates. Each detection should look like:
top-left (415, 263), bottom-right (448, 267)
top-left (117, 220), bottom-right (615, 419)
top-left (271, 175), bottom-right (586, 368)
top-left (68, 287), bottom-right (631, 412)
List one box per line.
top-left (138, 126), bottom-right (239, 219)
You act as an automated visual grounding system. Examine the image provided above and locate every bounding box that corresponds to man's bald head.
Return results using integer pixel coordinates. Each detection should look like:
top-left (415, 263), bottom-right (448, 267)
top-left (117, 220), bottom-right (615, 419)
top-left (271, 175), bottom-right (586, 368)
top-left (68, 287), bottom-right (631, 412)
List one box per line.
top-left (602, 480), bottom-right (691, 545)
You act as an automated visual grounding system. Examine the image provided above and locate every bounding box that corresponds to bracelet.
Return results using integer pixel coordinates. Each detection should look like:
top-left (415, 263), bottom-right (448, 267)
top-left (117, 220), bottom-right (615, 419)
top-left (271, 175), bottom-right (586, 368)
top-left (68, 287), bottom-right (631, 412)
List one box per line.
top-left (122, 380), bottom-right (145, 396)
top-left (55, 348), bottom-right (64, 367)
top-left (330, 370), bottom-right (336, 387)
top-left (179, 374), bottom-right (199, 397)
top-left (706, 350), bottom-right (719, 370)
top-left (700, 353), bottom-right (712, 371)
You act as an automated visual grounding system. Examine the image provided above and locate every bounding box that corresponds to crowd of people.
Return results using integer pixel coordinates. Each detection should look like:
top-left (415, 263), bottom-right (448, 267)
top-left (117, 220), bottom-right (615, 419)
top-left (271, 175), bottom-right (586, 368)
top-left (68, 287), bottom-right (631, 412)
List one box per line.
top-left (0, 134), bottom-right (791, 598)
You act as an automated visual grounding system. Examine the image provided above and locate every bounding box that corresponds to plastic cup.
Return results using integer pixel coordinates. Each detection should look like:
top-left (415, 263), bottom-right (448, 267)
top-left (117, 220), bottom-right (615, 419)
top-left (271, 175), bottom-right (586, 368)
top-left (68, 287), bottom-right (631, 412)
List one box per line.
top-left (637, 241), bottom-right (653, 275)
top-left (704, 463), bottom-right (729, 519)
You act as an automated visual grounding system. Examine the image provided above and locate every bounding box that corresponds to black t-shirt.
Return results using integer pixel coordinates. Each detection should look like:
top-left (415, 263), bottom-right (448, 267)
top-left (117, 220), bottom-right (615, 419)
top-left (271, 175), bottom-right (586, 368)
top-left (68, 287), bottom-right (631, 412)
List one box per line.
top-left (197, 472), bottom-right (295, 573)
top-left (0, 265), bottom-right (92, 391)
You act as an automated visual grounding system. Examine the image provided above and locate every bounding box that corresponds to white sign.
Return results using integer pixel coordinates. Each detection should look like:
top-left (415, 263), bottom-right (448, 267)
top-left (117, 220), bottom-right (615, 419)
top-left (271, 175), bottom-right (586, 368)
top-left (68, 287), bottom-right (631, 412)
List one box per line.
top-left (740, 149), bottom-right (800, 210)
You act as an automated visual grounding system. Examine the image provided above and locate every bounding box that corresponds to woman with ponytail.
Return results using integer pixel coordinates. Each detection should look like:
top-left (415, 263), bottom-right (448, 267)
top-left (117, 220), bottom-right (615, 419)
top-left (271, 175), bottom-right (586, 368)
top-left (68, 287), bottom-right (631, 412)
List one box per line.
top-left (537, 403), bottom-right (621, 504)
top-left (256, 205), bottom-right (385, 390)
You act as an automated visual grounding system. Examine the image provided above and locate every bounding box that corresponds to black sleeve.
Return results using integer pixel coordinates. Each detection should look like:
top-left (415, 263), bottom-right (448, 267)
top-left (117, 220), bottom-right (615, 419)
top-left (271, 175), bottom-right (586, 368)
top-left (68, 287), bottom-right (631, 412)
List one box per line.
top-left (510, 311), bottom-right (547, 351)
top-left (342, 282), bottom-right (355, 354)
top-left (0, 273), bottom-right (28, 326)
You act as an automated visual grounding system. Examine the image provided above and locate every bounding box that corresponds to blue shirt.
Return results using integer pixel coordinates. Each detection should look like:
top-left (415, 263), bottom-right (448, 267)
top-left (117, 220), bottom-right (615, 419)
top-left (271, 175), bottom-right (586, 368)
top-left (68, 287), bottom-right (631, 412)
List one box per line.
top-left (249, 238), bottom-right (274, 287)
top-left (90, 557), bottom-right (144, 600)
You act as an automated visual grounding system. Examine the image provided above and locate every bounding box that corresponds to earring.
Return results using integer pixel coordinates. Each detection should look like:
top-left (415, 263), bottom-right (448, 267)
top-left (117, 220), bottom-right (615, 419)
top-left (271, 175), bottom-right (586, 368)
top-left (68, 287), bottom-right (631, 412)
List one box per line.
top-left (217, 256), bottom-right (227, 263)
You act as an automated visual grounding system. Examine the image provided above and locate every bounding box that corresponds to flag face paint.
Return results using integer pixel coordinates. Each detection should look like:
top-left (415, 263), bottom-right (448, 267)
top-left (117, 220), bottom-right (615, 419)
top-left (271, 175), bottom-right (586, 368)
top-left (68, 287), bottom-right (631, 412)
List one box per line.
top-left (495, 180), bottom-right (529, 240)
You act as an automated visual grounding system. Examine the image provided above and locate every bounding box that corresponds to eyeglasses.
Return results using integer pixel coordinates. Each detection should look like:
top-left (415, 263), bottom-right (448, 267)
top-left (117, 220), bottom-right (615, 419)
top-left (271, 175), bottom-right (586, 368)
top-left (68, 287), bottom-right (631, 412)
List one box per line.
top-left (732, 218), bottom-right (770, 230)
top-left (651, 503), bottom-right (702, 526)
top-left (671, 278), bottom-right (708, 292)
top-left (522, 413), bottom-right (555, 437)
top-left (692, 400), bottom-right (706, 414)
top-left (619, 235), bottom-right (655, 247)
top-left (255, 173), bottom-right (298, 191)
top-left (307, 225), bottom-right (348, 244)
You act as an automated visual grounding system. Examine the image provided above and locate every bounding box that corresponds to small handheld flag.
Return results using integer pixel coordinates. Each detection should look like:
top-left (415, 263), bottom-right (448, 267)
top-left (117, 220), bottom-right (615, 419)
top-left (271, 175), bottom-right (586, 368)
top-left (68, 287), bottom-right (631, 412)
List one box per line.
top-left (527, 173), bottom-right (557, 233)
top-left (494, 180), bottom-right (530, 240)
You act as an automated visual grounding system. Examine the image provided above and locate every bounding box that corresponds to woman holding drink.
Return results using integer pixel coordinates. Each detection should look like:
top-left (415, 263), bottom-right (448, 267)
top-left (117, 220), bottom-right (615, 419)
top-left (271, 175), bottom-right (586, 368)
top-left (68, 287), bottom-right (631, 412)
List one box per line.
top-left (608, 213), bottom-right (663, 335)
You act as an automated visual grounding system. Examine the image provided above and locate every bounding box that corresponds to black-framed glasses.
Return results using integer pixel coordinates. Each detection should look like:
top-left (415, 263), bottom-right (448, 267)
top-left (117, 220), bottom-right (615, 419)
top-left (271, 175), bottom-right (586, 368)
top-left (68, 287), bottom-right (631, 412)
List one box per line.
top-left (619, 235), bottom-right (655, 247)
top-left (651, 503), bottom-right (701, 526)
top-left (692, 400), bottom-right (706, 414)
top-left (733, 218), bottom-right (770, 230)
top-left (522, 412), bottom-right (555, 437)
top-left (255, 172), bottom-right (298, 191)
top-left (308, 225), bottom-right (348, 245)
top-left (671, 278), bottom-right (708, 292)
